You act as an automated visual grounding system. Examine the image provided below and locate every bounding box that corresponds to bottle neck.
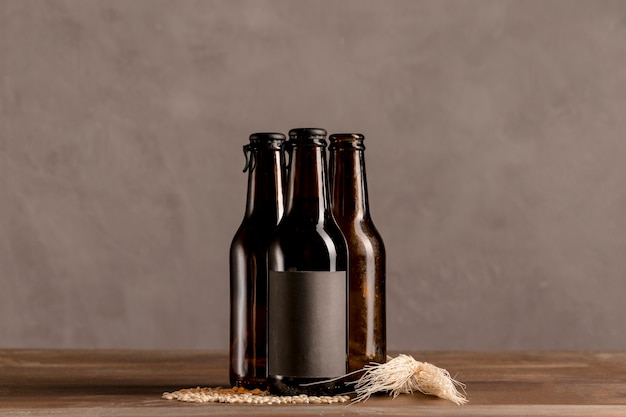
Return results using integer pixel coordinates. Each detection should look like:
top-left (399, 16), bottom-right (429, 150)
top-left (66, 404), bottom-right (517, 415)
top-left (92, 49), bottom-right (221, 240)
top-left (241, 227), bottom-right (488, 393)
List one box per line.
top-left (330, 148), bottom-right (370, 221)
top-left (284, 144), bottom-right (331, 220)
top-left (245, 148), bottom-right (284, 219)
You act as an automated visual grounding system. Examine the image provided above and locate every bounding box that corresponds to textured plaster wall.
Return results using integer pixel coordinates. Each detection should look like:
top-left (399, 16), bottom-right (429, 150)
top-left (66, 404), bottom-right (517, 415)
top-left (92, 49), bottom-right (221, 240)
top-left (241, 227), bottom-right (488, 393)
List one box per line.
top-left (1, 0), bottom-right (626, 350)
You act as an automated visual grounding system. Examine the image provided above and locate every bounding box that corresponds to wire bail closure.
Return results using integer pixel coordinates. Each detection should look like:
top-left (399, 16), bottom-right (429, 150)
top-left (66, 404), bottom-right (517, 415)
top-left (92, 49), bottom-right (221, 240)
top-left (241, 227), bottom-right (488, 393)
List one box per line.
top-left (242, 144), bottom-right (257, 173)
top-left (282, 141), bottom-right (291, 172)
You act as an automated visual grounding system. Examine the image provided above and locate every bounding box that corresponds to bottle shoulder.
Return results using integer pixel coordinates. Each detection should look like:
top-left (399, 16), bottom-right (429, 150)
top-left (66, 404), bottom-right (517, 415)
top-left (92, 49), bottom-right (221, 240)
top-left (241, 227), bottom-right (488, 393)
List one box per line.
top-left (230, 219), bottom-right (280, 248)
top-left (336, 216), bottom-right (384, 239)
top-left (274, 210), bottom-right (342, 232)
top-left (271, 221), bottom-right (345, 248)
top-left (269, 215), bottom-right (348, 271)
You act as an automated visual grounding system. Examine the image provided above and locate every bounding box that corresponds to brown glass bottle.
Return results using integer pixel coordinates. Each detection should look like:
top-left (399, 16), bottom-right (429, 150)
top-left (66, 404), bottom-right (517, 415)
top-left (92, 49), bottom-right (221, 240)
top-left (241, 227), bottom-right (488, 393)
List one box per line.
top-left (230, 132), bottom-right (285, 389)
top-left (329, 133), bottom-right (386, 373)
top-left (267, 128), bottom-right (349, 396)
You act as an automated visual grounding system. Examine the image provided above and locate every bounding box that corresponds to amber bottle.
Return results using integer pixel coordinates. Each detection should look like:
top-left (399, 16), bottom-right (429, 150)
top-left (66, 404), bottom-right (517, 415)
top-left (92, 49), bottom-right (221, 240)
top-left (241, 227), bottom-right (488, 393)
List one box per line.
top-left (267, 128), bottom-right (349, 395)
top-left (230, 132), bottom-right (285, 389)
top-left (329, 133), bottom-right (386, 372)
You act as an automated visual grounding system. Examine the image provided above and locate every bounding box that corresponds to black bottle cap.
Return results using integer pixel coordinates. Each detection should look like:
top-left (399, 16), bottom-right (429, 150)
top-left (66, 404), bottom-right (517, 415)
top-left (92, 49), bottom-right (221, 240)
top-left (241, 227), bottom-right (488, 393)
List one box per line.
top-left (247, 132), bottom-right (286, 150)
top-left (288, 128), bottom-right (327, 146)
top-left (289, 128), bottom-right (327, 138)
top-left (242, 133), bottom-right (285, 172)
top-left (249, 132), bottom-right (286, 143)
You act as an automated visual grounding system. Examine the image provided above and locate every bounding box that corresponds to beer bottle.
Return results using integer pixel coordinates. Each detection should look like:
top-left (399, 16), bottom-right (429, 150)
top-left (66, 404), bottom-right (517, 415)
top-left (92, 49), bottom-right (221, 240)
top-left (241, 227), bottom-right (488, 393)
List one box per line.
top-left (267, 128), bottom-right (349, 395)
top-left (230, 132), bottom-right (286, 389)
top-left (329, 133), bottom-right (386, 372)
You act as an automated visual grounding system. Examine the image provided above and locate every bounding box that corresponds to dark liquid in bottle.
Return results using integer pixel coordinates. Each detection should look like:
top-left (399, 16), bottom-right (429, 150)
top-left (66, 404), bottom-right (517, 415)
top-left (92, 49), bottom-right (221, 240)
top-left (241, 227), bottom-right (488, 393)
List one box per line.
top-left (330, 133), bottom-right (386, 374)
top-left (230, 133), bottom-right (285, 389)
top-left (268, 128), bottom-right (349, 395)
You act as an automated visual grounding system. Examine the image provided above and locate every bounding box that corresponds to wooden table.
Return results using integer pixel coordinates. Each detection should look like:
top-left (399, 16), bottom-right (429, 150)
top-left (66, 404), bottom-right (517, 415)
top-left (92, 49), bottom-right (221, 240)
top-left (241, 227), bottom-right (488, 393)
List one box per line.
top-left (1, 350), bottom-right (625, 416)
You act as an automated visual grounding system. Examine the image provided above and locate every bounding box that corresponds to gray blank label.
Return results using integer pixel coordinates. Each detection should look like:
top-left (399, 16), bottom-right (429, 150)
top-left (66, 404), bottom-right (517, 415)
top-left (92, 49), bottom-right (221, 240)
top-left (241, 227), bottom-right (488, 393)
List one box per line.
top-left (268, 271), bottom-right (347, 378)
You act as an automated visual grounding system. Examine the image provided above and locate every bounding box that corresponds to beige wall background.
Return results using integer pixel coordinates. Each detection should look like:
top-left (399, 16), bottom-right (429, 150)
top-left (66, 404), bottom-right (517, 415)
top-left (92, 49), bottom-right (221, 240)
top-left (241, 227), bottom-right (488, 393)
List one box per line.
top-left (1, 0), bottom-right (625, 350)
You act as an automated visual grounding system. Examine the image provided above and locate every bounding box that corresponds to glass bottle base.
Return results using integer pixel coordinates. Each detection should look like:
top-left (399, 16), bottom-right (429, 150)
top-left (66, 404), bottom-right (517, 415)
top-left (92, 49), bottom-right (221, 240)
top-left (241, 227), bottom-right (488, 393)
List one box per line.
top-left (268, 375), bottom-right (352, 396)
top-left (230, 376), bottom-right (268, 391)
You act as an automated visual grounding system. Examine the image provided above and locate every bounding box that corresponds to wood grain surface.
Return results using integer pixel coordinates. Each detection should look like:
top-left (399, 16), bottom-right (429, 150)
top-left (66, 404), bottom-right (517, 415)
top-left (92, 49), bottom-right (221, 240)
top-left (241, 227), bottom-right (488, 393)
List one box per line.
top-left (1, 350), bottom-right (625, 416)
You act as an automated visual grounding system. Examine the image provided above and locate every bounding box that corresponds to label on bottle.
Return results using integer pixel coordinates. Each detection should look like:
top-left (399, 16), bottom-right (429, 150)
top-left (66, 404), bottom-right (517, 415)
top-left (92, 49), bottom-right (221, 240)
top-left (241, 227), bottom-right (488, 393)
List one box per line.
top-left (268, 271), bottom-right (347, 378)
